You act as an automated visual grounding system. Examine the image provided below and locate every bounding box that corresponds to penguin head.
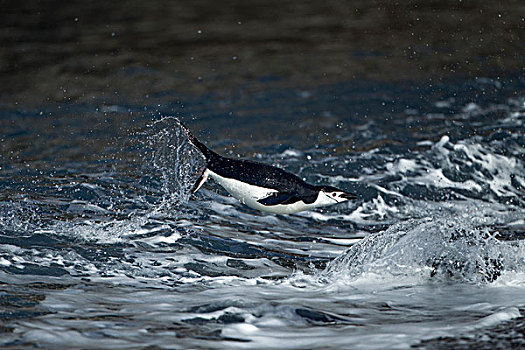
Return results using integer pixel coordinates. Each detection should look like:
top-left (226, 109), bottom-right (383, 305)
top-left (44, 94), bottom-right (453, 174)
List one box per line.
top-left (317, 186), bottom-right (358, 204)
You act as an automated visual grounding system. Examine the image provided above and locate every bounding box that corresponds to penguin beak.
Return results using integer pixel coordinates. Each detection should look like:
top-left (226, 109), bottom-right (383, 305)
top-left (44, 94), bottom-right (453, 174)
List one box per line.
top-left (340, 192), bottom-right (358, 200)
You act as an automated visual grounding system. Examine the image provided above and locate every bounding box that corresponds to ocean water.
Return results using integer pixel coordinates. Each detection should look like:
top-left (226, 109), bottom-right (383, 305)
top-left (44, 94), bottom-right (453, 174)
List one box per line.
top-left (1, 76), bottom-right (524, 349)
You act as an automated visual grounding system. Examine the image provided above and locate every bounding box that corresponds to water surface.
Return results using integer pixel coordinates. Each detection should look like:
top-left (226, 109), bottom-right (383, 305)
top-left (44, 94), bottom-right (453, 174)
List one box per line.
top-left (1, 75), bottom-right (524, 348)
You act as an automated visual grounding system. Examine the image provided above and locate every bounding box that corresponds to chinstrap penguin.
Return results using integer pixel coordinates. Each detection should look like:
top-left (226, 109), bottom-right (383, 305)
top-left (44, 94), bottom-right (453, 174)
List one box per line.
top-left (177, 120), bottom-right (357, 214)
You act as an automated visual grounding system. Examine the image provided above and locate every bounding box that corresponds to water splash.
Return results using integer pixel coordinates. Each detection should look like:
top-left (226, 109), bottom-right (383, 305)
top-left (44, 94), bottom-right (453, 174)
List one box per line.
top-left (0, 116), bottom-right (206, 248)
top-left (48, 116), bottom-right (207, 243)
top-left (141, 116), bottom-right (205, 208)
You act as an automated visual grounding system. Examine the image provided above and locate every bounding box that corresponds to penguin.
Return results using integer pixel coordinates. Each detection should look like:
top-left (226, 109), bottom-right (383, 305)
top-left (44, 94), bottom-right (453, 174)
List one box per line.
top-left (177, 119), bottom-right (357, 214)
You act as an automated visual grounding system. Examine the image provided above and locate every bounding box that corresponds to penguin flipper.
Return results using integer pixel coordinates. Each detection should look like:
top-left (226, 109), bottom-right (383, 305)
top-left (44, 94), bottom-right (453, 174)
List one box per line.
top-left (257, 192), bottom-right (302, 206)
top-left (192, 168), bottom-right (209, 193)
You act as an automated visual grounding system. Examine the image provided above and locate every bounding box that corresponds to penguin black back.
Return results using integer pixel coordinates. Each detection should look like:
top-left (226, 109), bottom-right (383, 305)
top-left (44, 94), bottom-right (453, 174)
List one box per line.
top-left (178, 120), bottom-right (314, 193)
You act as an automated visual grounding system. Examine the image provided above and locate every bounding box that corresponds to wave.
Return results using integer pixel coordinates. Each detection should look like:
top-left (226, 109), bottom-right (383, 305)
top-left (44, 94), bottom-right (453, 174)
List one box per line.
top-left (320, 210), bottom-right (525, 285)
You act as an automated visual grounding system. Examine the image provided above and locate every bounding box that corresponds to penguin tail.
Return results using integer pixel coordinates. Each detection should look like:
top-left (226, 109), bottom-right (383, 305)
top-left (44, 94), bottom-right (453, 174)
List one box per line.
top-left (174, 119), bottom-right (215, 161)
top-left (174, 119), bottom-right (215, 193)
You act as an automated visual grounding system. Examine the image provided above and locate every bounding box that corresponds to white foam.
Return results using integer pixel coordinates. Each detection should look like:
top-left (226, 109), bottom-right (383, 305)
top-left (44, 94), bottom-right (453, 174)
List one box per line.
top-left (412, 168), bottom-right (482, 191)
top-left (385, 158), bottom-right (419, 174)
top-left (451, 142), bottom-right (522, 197)
top-left (471, 307), bottom-right (521, 329)
top-left (139, 232), bottom-right (181, 244)
top-left (462, 102), bottom-right (481, 113)
top-left (279, 149), bottom-right (303, 158)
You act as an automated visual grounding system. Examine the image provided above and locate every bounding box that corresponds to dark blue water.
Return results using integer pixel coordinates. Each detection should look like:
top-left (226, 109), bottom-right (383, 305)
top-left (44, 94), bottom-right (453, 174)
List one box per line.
top-left (1, 76), bottom-right (524, 349)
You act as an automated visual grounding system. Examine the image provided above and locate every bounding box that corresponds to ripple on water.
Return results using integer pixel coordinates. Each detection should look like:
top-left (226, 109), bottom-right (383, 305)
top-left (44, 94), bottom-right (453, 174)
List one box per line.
top-left (0, 83), bottom-right (524, 349)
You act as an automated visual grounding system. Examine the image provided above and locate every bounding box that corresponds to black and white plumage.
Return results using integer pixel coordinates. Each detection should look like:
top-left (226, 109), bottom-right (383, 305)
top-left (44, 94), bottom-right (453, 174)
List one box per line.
top-left (177, 120), bottom-right (357, 214)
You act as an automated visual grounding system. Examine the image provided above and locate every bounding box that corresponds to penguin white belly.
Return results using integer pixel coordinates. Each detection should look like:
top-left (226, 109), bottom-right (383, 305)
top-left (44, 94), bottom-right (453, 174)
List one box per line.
top-left (207, 170), bottom-right (316, 214)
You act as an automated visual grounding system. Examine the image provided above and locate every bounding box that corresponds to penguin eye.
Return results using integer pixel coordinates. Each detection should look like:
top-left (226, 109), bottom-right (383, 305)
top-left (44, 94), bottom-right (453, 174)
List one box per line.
top-left (332, 192), bottom-right (337, 196)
